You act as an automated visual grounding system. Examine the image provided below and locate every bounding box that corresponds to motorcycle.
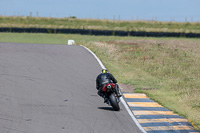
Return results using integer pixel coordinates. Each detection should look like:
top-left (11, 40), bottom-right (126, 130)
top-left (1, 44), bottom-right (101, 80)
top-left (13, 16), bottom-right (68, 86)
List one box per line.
top-left (102, 83), bottom-right (120, 111)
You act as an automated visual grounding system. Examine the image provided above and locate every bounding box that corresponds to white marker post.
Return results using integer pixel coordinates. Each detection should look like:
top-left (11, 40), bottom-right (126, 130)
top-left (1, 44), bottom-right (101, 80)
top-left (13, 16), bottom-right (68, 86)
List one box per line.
top-left (68, 40), bottom-right (75, 45)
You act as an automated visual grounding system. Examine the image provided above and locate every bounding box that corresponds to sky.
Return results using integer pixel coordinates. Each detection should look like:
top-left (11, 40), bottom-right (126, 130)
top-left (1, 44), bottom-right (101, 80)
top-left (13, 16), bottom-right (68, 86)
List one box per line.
top-left (0, 0), bottom-right (200, 22)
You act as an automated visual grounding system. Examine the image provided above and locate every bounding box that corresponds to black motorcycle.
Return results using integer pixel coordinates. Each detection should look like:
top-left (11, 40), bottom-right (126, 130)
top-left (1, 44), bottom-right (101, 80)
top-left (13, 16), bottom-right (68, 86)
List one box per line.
top-left (102, 83), bottom-right (120, 111)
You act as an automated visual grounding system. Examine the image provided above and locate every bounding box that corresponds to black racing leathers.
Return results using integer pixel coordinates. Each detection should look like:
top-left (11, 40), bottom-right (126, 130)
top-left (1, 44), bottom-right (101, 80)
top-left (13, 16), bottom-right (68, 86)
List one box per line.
top-left (96, 73), bottom-right (118, 98)
top-left (96, 73), bottom-right (117, 90)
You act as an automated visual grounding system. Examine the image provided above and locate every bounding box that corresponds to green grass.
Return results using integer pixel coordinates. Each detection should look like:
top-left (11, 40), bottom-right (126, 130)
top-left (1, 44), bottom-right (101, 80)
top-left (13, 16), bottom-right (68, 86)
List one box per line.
top-left (0, 32), bottom-right (133, 44)
top-left (1, 16), bottom-right (200, 33)
top-left (0, 32), bottom-right (200, 130)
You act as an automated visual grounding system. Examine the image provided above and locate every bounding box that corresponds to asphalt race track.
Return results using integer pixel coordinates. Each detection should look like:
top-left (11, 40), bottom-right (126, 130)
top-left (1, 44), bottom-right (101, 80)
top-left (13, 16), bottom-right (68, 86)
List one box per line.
top-left (0, 42), bottom-right (142, 133)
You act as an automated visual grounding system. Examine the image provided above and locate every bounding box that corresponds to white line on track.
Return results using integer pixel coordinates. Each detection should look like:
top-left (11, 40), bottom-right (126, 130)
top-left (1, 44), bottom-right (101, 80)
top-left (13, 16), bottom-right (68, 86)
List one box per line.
top-left (81, 45), bottom-right (146, 133)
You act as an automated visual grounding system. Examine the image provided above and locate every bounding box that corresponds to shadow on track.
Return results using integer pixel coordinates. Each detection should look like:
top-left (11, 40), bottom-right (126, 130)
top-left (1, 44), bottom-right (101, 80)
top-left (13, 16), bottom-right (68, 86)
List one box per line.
top-left (98, 107), bottom-right (115, 111)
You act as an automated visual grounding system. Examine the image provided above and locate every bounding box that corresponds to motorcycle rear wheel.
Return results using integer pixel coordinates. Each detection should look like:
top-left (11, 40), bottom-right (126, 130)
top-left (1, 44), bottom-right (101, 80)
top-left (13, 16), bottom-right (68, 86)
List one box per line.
top-left (109, 93), bottom-right (120, 111)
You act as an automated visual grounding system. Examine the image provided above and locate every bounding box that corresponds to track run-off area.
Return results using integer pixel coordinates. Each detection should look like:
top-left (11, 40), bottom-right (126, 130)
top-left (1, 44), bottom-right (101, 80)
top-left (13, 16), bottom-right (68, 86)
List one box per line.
top-left (0, 43), bottom-right (143, 133)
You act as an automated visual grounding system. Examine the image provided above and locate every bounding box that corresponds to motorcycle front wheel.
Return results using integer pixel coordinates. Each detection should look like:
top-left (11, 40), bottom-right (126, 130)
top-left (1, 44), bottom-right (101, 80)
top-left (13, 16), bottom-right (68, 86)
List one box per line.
top-left (109, 93), bottom-right (120, 111)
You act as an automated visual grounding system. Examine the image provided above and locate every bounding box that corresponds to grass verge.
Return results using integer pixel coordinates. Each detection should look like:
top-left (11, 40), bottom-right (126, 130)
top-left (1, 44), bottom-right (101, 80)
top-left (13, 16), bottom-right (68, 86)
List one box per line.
top-left (1, 16), bottom-right (200, 33)
top-left (0, 32), bottom-right (200, 130)
top-left (0, 32), bottom-right (133, 44)
top-left (82, 39), bottom-right (200, 130)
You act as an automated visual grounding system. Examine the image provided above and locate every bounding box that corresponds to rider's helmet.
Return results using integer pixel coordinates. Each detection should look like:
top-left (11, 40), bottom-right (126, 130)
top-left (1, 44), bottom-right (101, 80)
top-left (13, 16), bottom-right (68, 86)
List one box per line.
top-left (101, 69), bottom-right (109, 73)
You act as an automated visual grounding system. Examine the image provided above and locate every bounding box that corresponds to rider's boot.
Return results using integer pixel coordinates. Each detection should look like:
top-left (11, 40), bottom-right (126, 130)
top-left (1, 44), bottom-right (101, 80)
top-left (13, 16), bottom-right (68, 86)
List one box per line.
top-left (102, 95), bottom-right (110, 105)
top-left (116, 89), bottom-right (122, 97)
top-left (115, 84), bottom-right (122, 97)
top-left (98, 91), bottom-right (108, 103)
top-left (103, 95), bottom-right (108, 103)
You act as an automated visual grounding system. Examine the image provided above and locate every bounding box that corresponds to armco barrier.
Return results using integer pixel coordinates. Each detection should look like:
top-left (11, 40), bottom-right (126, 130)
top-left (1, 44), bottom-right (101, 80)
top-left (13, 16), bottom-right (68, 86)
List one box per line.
top-left (0, 27), bottom-right (200, 38)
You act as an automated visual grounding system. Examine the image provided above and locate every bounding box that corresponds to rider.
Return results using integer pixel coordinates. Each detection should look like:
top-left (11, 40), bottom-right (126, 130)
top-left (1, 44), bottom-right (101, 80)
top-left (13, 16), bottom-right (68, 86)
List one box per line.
top-left (96, 69), bottom-right (121, 103)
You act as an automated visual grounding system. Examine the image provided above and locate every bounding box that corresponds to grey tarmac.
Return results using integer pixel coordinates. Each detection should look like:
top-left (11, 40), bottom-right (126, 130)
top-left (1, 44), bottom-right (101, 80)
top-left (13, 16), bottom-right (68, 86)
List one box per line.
top-left (0, 42), bottom-right (142, 133)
